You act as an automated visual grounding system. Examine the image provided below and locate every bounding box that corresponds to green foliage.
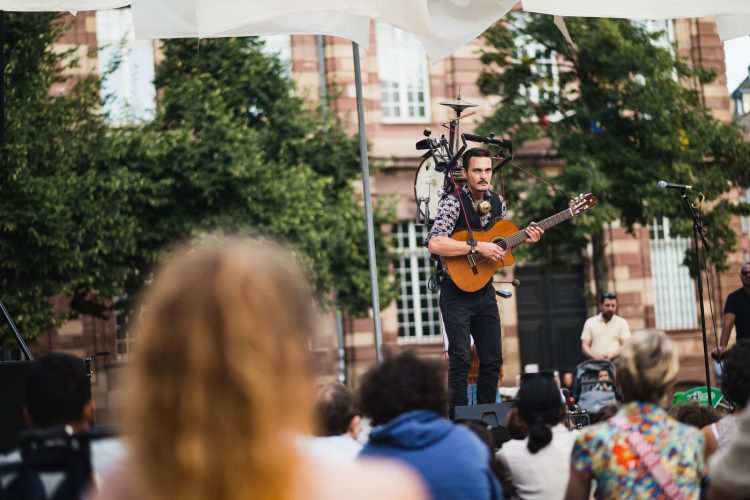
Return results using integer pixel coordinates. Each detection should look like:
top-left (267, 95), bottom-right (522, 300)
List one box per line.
top-left (478, 15), bottom-right (750, 280)
top-left (0, 13), bottom-right (138, 339)
top-left (1, 20), bottom-right (395, 341)
top-left (119, 37), bottom-right (396, 316)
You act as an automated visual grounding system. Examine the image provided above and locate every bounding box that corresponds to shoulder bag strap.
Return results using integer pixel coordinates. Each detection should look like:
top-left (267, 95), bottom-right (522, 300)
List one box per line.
top-left (612, 416), bottom-right (685, 500)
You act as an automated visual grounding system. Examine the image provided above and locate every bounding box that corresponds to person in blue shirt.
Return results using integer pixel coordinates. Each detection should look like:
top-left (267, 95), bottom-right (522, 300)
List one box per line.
top-left (358, 351), bottom-right (502, 500)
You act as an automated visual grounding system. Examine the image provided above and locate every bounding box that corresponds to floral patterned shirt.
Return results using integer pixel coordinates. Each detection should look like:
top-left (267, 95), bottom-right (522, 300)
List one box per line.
top-left (425, 187), bottom-right (506, 245)
top-left (571, 401), bottom-right (705, 499)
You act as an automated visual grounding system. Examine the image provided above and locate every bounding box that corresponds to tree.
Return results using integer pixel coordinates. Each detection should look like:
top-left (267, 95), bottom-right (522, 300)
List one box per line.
top-left (2, 21), bottom-right (395, 341)
top-left (0, 13), bottom-right (138, 341)
top-left (117, 37), bottom-right (396, 316)
top-left (477, 15), bottom-right (750, 294)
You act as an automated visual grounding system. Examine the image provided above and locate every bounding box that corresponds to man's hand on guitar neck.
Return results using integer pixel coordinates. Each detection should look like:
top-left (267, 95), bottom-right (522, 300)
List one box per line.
top-left (524, 222), bottom-right (544, 243)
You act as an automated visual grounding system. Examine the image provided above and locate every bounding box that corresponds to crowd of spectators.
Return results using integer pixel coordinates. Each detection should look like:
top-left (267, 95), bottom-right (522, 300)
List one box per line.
top-left (3, 237), bottom-right (750, 500)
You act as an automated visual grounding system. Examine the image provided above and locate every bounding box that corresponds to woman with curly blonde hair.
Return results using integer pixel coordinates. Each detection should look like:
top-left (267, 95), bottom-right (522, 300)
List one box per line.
top-left (96, 238), bottom-right (424, 500)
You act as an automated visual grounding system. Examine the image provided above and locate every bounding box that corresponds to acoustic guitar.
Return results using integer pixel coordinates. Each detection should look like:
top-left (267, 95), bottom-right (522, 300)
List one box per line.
top-left (442, 193), bottom-right (596, 292)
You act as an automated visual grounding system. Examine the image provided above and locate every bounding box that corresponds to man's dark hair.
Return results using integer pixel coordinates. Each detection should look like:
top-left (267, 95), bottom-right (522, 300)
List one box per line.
top-left (358, 351), bottom-right (447, 426)
top-left (721, 340), bottom-right (750, 409)
top-left (461, 147), bottom-right (491, 170)
top-left (315, 383), bottom-right (358, 436)
top-left (25, 353), bottom-right (90, 428)
top-left (669, 402), bottom-right (720, 429)
top-left (599, 292), bottom-right (617, 304)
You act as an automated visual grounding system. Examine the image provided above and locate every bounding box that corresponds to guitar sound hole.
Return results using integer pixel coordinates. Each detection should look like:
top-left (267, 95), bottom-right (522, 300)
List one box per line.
top-left (493, 239), bottom-right (507, 251)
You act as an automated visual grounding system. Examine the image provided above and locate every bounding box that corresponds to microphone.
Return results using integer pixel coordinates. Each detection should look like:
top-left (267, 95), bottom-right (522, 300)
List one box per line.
top-left (657, 180), bottom-right (692, 191)
top-left (416, 138), bottom-right (438, 151)
top-left (463, 133), bottom-right (512, 150)
top-left (495, 279), bottom-right (520, 287)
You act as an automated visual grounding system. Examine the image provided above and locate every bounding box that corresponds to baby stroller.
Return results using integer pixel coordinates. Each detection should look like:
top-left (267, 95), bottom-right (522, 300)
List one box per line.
top-left (572, 359), bottom-right (622, 415)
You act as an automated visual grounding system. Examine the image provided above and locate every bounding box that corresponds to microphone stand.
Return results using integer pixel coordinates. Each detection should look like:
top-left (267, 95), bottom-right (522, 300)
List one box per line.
top-left (680, 191), bottom-right (712, 407)
top-left (0, 297), bottom-right (33, 360)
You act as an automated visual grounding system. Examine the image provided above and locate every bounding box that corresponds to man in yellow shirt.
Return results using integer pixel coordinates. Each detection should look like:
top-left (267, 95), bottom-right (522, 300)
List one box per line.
top-left (580, 292), bottom-right (631, 360)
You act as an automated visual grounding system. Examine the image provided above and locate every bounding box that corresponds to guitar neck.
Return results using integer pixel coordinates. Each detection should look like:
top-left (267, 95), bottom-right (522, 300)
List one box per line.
top-left (505, 207), bottom-right (575, 249)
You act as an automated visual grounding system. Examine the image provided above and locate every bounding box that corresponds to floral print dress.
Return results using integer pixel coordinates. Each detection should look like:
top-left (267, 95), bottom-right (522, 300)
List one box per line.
top-left (571, 401), bottom-right (705, 499)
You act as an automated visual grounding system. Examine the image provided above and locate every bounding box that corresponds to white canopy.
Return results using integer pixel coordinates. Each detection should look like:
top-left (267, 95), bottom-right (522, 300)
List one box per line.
top-left (2, 0), bottom-right (747, 54)
top-left (0, 0), bottom-right (127, 10)
top-left (715, 14), bottom-right (750, 41)
top-left (521, 0), bottom-right (750, 19)
top-left (521, 0), bottom-right (750, 41)
top-left (130, 0), bottom-right (517, 63)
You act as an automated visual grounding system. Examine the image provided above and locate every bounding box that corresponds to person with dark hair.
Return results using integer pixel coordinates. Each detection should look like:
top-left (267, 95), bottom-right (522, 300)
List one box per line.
top-left (560, 371), bottom-right (574, 393)
top-left (0, 353), bottom-right (127, 497)
top-left (496, 373), bottom-right (576, 500)
top-left (592, 369), bottom-right (614, 392)
top-left (358, 351), bottom-right (501, 500)
top-left (303, 383), bottom-right (362, 461)
top-left (316, 383), bottom-right (361, 437)
top-left (702, 340), bottom-right (750, 458)
top-left (426, 147), bottom-right (543, 413)
top-left (591, 404), bottom-right (620, 424)
top-left (713, 262), bottom-right (750, 358)
top-left (505, 407), bottom-right (528, 441)
top-left (670, 403), bottom-right (720, 429)
top-left (25, 353), bottom-right (92, 428)
top-left (580, 292), bottom-right (631, 360)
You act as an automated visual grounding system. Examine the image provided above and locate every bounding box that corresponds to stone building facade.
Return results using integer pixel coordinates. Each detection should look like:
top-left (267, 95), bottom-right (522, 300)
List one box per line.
top-left (29, 12), bottom-right (749, 422)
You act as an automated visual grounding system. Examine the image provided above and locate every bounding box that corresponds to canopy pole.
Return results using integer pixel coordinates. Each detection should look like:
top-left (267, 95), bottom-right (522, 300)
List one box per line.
top-left (352, 42), bottom-right (383, 364)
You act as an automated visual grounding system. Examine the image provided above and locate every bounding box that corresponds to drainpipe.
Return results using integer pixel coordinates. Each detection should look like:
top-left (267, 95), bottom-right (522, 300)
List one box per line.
top-left (316, 35), bottom-right (328, 119)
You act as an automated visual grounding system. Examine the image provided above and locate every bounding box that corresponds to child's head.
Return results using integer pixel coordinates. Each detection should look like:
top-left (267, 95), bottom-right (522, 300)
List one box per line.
top-left (598, 369), bottom-right (610, 382)
top-left (561, 371), bottom-right (574, 388)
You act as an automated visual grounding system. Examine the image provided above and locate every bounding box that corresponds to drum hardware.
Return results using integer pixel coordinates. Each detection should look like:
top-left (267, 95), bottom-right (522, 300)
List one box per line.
top-left (439, 95), bottom-right (479, 114)
top-left (413, 136), bottom-right (467, 225)
top-left (413, 94), bottom-right (517, 229)
top-left (440, 110), bottom-right (477, 127)
top-left (440, 92), bottom-right (478, 158)
top-left (415, 196), bottom-right (431, 226)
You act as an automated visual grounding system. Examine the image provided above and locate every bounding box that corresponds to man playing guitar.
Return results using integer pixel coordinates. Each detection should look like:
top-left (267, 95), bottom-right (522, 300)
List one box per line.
top-left (426, 148), bottom-right (543, 414)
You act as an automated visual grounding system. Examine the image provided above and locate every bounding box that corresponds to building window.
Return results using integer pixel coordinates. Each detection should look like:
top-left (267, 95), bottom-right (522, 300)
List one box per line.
top-left (634, 19), bottom-right (675, 51)
top-left (376, 23), bottom-right (431, 123)
top-left (259, 35), bottom-right (292, 70)
top-left (114, 300), bottom-right (135, 361)
top-left (96, 8), bottom-right (156, 125)
top-left (393, 221), bottom-right (442, 342)
top-left (735, 93), bottom-right (745, 117)
top-left (512, 15), bottom-right (560, 120)
top-left (515, 40), bottom-right (558, 103)
top-left (649, 217), bottom-right (698, 330)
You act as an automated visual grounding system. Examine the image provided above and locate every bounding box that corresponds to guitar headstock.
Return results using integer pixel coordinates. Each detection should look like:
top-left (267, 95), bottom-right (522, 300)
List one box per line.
top-left (570, 193), bottom-right (597, 216)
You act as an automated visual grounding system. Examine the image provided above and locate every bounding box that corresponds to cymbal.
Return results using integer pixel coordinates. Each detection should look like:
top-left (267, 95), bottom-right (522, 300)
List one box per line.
top-left (440, 97), bottom-right (479, 113)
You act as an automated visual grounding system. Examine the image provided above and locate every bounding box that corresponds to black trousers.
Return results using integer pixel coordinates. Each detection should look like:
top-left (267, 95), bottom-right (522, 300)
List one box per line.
top-left (439, 279), bottom-right (503, 413)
